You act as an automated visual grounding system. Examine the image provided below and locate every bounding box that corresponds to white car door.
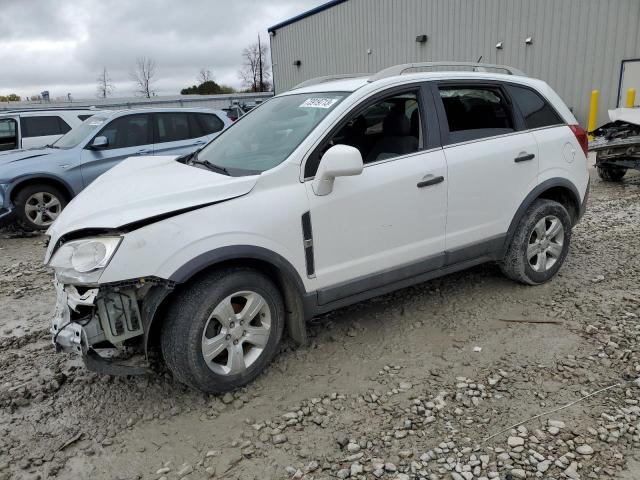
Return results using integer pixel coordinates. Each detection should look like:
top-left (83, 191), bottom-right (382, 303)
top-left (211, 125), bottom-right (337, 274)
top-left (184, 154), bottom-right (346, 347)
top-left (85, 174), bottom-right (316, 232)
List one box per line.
top-left (304, 86), bottom-right (447, 305)
top-left (434, 82), bottom-right (539, 254)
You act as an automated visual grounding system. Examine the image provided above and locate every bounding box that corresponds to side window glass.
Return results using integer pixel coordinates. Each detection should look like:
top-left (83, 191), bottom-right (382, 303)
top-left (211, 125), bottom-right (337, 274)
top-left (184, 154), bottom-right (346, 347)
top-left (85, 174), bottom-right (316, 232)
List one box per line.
top-left (20, 116), bottom-right (66, 138)
top-left (97, 114), bottom-right (151, 149)
top-left (507, 85), bottom-right (563, 129)
top-left (0, 118), bottom-right (18, 151)
top-left (439, 86), bottom-right (515, 142)
top-left (195, 113), bottom-right (224, 136)
top-left (78, 114), bottom-right (93, 121)
top-left (324, 91), bottom-right (423, 166)
top-left (154, 113), bottom-right (190, 143)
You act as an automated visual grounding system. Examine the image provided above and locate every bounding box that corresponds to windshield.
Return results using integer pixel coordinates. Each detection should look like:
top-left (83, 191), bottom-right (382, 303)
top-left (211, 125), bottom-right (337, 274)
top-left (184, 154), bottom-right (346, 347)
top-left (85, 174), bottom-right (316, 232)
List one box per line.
top-left (196, 92), bottom-right (346, 175)
top-left (52, 115), bottom-right (108, 149)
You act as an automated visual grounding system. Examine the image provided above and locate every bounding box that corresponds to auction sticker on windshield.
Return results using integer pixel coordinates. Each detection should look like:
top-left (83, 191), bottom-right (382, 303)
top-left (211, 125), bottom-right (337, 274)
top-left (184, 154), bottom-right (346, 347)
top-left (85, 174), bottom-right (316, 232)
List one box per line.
top-left (300, 98), bottom-right (339, 109)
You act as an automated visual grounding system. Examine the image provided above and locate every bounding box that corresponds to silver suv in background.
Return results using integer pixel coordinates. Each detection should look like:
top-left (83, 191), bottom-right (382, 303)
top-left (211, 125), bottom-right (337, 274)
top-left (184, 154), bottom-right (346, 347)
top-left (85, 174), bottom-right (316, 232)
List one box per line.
top-left (0, 108), bottom-right (106, 151)
top-left (0, 107), bottom-right (231, 230)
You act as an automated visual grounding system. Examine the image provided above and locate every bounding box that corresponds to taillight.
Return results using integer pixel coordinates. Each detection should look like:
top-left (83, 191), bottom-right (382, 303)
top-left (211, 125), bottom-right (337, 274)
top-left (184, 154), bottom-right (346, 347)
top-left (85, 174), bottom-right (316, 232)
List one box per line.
top-left (569, 124), bottom-right (589, 156)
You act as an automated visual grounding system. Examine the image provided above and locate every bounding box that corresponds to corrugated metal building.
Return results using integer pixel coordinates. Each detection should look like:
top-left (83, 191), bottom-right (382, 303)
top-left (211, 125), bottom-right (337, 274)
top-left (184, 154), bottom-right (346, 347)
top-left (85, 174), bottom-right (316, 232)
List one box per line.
top-left (268, 0), bottom-right (640, 125)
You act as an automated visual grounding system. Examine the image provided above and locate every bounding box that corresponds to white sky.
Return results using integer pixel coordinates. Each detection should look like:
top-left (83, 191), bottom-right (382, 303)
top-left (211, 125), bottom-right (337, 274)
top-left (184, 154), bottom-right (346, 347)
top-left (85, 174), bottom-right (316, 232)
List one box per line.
top-left (0, 0), bottom-right (320, 99)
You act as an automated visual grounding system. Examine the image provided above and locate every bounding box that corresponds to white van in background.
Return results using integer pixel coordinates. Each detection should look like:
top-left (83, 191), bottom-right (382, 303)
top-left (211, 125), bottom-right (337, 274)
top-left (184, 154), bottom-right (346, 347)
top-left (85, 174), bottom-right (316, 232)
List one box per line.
top-left (0, 108), bottom-right (106, 151)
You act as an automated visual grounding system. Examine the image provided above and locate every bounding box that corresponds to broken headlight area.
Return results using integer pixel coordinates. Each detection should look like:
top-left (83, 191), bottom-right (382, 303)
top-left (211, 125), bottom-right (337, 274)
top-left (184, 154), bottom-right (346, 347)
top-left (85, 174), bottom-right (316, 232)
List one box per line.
top-left (51, 278), bottom-right (170, 372)
top-left (48, 236), bottom-right (122, 284)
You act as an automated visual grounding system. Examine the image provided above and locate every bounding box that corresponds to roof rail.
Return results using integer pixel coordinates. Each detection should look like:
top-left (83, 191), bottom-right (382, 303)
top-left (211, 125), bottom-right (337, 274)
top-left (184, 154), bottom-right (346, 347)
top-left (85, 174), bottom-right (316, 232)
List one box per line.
top-left (0, 106), bottom-right (99, 114)
top-left (292, 73), bottom-right (369, 90)
top-left (368, 62), bottom-right (525, 82)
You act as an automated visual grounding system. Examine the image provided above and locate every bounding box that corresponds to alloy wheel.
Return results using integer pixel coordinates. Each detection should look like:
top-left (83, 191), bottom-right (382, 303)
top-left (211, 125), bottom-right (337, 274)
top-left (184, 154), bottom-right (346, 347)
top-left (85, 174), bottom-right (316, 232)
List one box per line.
top-left (527, 215), bottom-right (564, 272)
top-left (201, 291), bottom-right (272, 375)
top-left (24, 192), bottom-right (62, 227)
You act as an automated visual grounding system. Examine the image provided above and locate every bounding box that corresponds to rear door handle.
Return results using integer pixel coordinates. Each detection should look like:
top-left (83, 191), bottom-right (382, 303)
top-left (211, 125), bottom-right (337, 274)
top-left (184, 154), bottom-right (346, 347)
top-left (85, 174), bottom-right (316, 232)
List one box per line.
top-left (417, 175), bottom-right (445, 188)
top-left (514, 153), bottom-right (535, 163)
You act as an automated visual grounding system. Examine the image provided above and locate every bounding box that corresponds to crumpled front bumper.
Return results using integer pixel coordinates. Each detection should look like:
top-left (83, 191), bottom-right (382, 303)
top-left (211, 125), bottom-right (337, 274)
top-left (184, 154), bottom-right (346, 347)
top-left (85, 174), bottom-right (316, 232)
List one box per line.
top-left (51, 282), bottom-right (100, 355)
top-left (0, 184), bottom-right (16, 227)
top-left (51, 280), bottom-right (148, 375)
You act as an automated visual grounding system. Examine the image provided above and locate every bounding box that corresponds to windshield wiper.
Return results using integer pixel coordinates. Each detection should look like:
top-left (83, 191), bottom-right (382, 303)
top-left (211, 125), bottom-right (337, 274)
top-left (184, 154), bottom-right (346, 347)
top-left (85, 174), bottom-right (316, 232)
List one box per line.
top-left (187, 153), bottom-right (230, 176)
top-left (204, 161), bottom-right (230, 176)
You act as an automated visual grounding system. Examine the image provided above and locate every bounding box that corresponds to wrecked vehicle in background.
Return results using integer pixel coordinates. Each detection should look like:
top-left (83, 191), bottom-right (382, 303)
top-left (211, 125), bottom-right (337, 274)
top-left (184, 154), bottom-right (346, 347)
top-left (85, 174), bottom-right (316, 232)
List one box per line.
top-left (589, 108), bottom-right (640, 181)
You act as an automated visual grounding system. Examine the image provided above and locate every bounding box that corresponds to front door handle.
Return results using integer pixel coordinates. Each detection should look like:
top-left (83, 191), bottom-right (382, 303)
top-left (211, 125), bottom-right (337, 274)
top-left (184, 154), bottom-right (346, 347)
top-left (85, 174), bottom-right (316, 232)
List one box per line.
top-left (514, 153), bottom-right (535, 163)
top-left (417, 175), bottom-right (445, 188)
top-left (135, 149), bottom-right (152, 155)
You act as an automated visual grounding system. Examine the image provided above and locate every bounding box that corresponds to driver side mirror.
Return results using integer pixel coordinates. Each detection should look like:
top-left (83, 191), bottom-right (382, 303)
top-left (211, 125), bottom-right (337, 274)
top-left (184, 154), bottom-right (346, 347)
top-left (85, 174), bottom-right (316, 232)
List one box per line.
top-left (312, 144), bottom-right (363, 196)
top-left (89, 136), bottom-right (108, 149)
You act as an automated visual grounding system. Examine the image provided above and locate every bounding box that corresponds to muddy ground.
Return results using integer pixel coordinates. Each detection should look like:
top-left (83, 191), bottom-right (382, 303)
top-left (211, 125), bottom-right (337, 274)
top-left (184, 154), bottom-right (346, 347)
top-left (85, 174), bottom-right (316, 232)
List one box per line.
top-left (1, 168), bottom-right (639, 480)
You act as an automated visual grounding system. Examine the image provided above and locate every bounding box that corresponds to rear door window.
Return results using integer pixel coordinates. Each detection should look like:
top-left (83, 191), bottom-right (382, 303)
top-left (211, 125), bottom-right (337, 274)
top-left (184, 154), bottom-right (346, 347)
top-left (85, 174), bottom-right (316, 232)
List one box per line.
top-left (506, 85), bottom-right (564, 129)
top-left (154, 113), bottom-right (191, 143)
top-left (96, 114), bottom-right (151, 149)
top-left (438, 85), bottom-right (515, 143)
top-left (20, 116), bottom-right (71, 137)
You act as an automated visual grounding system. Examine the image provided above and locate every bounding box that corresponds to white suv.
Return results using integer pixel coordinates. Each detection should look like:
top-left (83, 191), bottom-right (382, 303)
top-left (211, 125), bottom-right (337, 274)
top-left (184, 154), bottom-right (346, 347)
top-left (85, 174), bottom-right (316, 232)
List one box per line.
top-left (45, 63), bottom-right (589, 393)
top-left (0, 108), bottom-right (105, 151)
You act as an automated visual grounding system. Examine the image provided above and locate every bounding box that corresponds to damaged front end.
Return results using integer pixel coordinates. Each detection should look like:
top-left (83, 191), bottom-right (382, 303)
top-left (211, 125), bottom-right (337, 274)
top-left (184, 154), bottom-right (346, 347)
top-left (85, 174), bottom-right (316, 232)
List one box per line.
top-left (589, 109), bottom-right (640, 174)
top-left (51, 278), bottom-right (173, 375)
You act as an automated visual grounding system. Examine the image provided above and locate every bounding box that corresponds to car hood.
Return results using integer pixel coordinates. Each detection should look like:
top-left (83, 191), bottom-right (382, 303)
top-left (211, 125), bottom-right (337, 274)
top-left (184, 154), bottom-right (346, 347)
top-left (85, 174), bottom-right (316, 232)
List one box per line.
top-left (0, 147), bottom-right (57, 165)
top-left (47, 155), bottom-right (259, 237)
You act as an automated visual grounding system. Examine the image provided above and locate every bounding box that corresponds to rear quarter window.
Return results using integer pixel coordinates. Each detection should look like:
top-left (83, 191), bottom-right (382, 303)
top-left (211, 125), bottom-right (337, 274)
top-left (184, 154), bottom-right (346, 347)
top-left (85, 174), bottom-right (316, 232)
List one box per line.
top-left (194, 113), bottom-right (224, 136)
top-left (507, 85), bottom-right (564, 129)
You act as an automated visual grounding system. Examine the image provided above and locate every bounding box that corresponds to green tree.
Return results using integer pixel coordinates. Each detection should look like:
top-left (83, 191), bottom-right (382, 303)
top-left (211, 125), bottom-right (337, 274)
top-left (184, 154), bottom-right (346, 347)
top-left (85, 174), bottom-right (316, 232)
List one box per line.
top-left (180, 80), bottom-right (235, 95)
top-left (0, 93), bottom-right (21, 102)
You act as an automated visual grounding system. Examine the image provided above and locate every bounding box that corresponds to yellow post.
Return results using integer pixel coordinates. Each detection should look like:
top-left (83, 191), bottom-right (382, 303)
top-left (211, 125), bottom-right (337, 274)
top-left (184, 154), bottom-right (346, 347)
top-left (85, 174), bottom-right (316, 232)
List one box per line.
top-left (587, 89), bottom-right (599, 140)
top-left (626, 88), bottom-right (636, 108)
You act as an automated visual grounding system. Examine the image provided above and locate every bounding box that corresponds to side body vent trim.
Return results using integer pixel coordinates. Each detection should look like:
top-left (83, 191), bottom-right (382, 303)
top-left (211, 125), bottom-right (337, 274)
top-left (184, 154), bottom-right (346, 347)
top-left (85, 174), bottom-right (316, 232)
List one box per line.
top-left (301, 211), bottom-right (315, 278)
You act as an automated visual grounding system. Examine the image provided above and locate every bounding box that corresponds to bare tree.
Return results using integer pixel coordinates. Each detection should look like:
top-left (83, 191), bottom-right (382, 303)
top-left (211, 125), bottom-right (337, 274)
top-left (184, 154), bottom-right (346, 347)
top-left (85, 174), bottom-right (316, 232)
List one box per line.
top-left (131, 56), bottom-right (157, 98)
top-left (198, 68), bottom-right (213, 84)
top-left (238, 35), bottom-right (271, 92)
top-left (96, 67), bottom-right (115, 98)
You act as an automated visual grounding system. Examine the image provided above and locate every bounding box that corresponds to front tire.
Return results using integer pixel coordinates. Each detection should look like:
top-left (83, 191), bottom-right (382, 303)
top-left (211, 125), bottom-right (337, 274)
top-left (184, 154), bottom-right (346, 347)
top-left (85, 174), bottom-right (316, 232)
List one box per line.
top-left (500, 199), bottom-right (572, 285)
top-left (597, 165), bottom-right (626, 182)
top-left (161, 268), bottom-right (284, 394)
top-left (14, 184), bottom-right (67, 231)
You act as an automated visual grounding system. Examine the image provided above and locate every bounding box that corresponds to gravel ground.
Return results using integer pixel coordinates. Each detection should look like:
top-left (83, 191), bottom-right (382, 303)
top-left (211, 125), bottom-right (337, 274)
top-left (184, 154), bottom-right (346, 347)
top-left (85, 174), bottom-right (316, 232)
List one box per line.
top-left (1, 168), bottom-right (639, 480)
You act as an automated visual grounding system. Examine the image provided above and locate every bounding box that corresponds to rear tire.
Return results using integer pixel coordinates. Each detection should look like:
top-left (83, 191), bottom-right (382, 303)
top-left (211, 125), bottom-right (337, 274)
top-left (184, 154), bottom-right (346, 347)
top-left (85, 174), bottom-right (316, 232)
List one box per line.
top-left (500, 199), bottom-right (572, 285)
top-left (161, 267), bottom-right (284, 394)
top-left (597, 166), bottom-right (626, 182)
top-left (13, 184), bottom-right (67, 231)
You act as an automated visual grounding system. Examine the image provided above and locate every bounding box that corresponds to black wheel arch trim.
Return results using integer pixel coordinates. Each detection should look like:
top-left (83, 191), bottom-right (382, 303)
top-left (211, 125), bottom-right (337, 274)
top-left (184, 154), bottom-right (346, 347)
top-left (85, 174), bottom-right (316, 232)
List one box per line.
top-left (503, 177), bottom-right (582, 253)
top-left (169, 245), bottom-right (307, 292)
top-left (168, 245), bottom-right (310, 345)
top-left (8, 173), bottom-right (77, 201)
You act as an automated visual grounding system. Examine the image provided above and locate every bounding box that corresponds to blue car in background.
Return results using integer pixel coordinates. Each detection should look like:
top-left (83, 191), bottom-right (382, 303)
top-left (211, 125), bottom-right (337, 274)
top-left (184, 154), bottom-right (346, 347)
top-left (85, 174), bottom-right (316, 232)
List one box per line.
top-left (0, 107), bottom-right (231, 230)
